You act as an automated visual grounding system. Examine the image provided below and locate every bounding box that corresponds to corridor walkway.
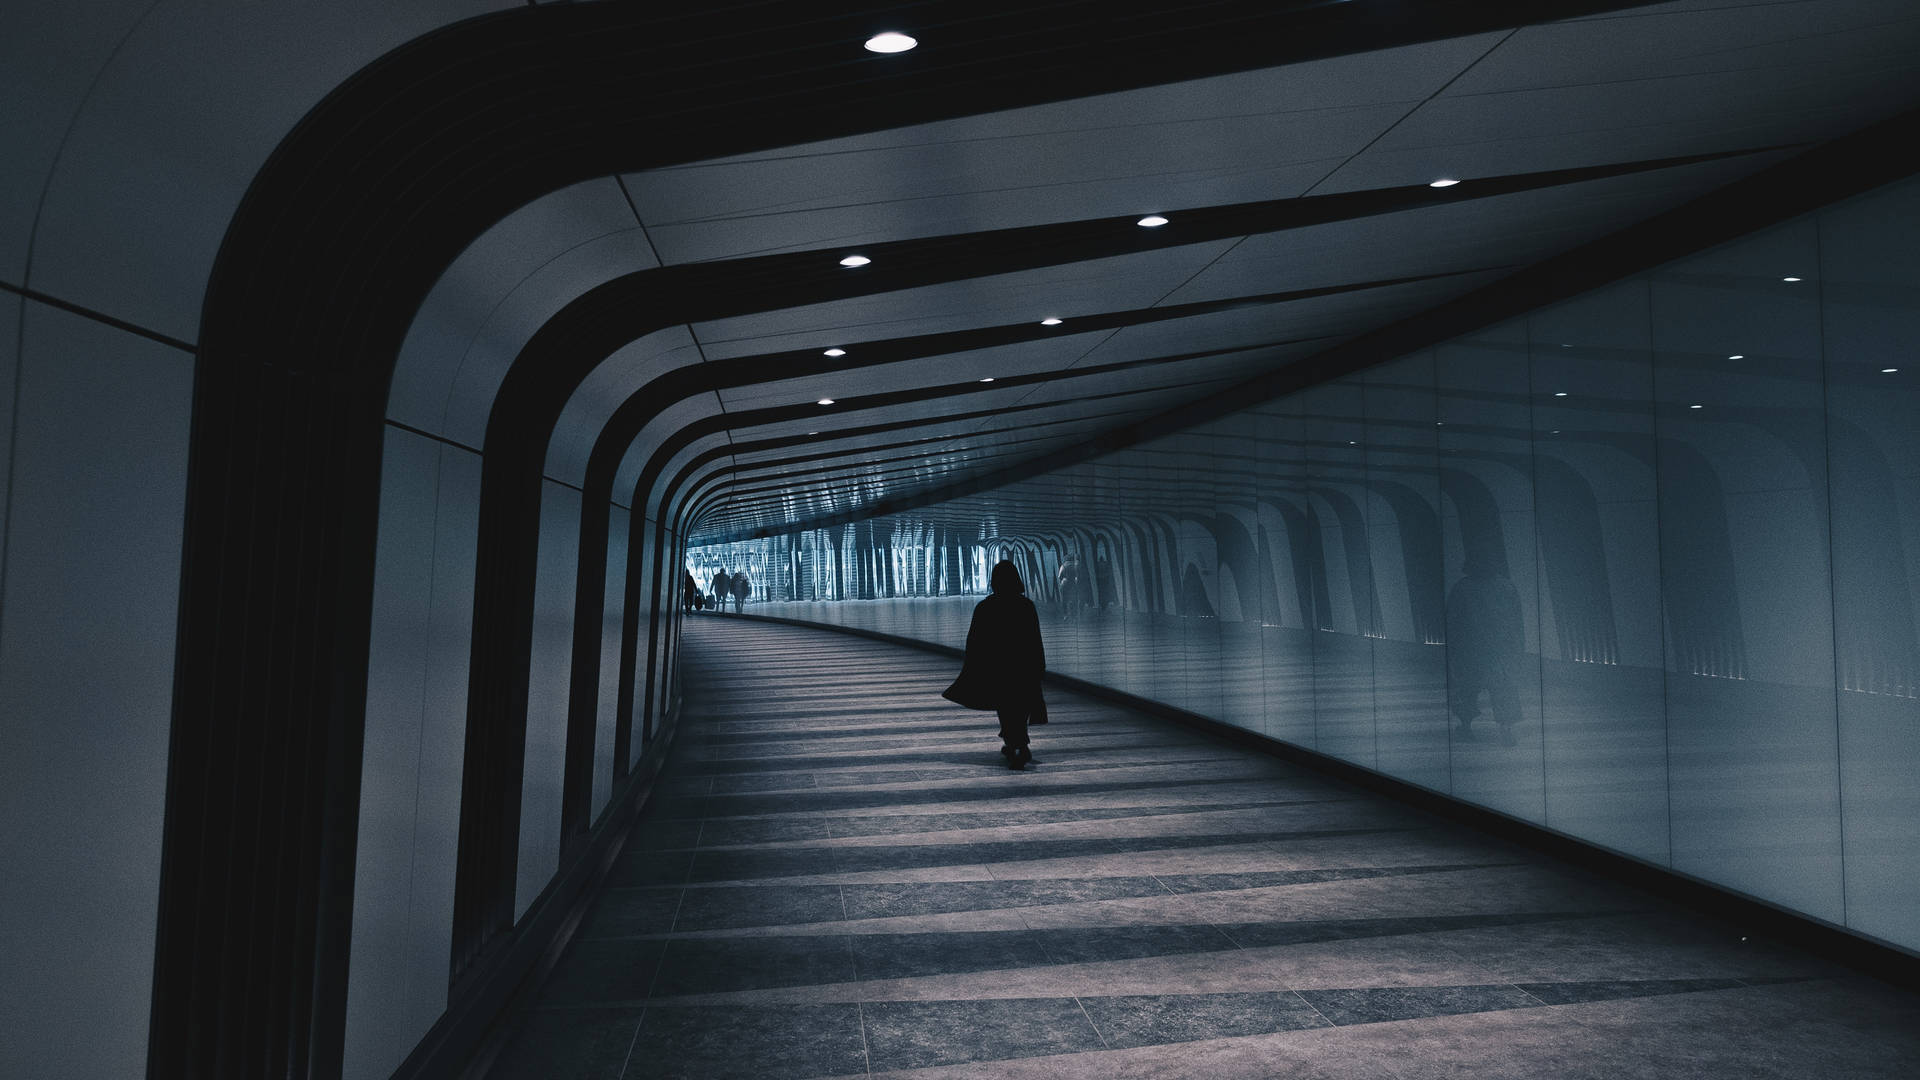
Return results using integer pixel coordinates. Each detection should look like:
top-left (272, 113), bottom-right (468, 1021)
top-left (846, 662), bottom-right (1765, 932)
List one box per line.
top-left (491, 618), bottom-right (1920, 1079)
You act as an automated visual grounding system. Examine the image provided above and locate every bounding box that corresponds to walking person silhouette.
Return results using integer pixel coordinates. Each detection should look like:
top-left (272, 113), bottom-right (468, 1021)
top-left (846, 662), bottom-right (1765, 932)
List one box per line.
top-left (944, 559), bottom-right (1047, 769)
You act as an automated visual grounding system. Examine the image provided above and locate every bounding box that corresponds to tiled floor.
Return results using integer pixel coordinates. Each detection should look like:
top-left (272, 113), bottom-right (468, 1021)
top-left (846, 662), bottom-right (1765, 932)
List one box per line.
top-left (489, 618), bottom-right (1920, 1079)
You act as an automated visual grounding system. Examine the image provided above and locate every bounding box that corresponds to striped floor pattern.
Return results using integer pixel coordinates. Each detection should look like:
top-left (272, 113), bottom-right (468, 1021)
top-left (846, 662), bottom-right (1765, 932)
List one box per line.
top-left (490, 617), bottom-right (1920, 1079)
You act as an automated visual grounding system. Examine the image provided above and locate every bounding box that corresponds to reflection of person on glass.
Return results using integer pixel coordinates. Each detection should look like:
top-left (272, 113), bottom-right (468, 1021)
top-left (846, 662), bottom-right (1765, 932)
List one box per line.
top-left (948, 560), bottom-right (1046, 769)
top-left (730, 568), bottom-right (750, 612)
top-left (1057, 554), bottom-right (1084, 620)
top-left (1447, 558), bottom-right (1525, 746)
top-left (1094, 542), bottom-right (1115, 608)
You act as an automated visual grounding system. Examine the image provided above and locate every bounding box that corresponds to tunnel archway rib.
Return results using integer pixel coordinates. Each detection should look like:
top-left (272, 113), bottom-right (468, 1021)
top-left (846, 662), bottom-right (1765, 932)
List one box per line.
top-left (155, 2), bottom-right (1920, 1076)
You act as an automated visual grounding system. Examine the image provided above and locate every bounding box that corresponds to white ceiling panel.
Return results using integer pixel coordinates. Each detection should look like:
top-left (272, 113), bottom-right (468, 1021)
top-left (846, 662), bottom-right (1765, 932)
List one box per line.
top-left (689, 241), bottom-right (1239, 358)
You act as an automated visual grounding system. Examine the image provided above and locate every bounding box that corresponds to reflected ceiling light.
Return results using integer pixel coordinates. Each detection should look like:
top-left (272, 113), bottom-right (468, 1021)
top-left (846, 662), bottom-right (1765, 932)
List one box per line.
top-left (823, 348), bottom-right (846, 357)
top-left (1428, 178), bottom-right (1461, 188)
top-left (863, 31), bottom-right (917, 53)
top-left (817, 398), bottom-right (835, 405)
top-left (1882, 367), bottom-right (1900, 373)
top-left (1782, 276), bottom-right (1802, 282)
top-left (838, 254), bottom-right (870, 267)
top-left (1728, 354), bottom-right (1745, 360)
top-left (1040, 317), bottom-right (1063, 326)
top-left (1136, 214), bottom-right (1169, 227)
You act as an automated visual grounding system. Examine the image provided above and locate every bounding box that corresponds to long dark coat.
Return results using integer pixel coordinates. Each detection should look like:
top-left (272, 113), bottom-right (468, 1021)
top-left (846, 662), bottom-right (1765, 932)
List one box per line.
top-left (946, 592), bottom-right (1045, 710)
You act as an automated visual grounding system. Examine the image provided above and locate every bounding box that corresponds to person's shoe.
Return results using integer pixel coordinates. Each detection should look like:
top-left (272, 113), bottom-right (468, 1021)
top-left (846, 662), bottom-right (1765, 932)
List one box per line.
top-left (1016, 746), bottom-right (1035, 768)
top-left (1006, 749), bottom-right (1026, 770)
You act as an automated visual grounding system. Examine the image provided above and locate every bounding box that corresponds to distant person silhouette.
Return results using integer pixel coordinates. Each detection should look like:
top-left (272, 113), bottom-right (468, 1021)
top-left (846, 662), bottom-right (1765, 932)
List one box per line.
top-left (946, 559), bottom-right (1047, 769)
top-left (730, 568), bottom-right (750, 612)
top-left (1094, 545), bottom-right (1115, 608)
top-left (1447, 558), bottom-right (1526, 746)
top-left (1057, 554), bottom-right (1085, 620)
top-left (683, 571), bottom-right (698, 613)
top-left (712, 568), bottom-right (730, 613)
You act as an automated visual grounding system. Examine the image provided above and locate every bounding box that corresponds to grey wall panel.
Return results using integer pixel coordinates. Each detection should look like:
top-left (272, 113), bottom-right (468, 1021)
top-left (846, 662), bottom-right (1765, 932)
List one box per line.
top-left (1821, 179), bottom-right (1920, 947)
top-left (0, 295), bottom-right (17, 560)
top-left (345, 428), bottom-right (443, 1080)
top-left (1652, 218), bottom-right (1843, 923)
top-left (517, 481), bottom-right (581, 919)
top-left (595, 510), bottom-right (629, 819)
top-left (26, 0), bottom-right (509, 343)
top-left (0, 303), bottom-right (190, 1080)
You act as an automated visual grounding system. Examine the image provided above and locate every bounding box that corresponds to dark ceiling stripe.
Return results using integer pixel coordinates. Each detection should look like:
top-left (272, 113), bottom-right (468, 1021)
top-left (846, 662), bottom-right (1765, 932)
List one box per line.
top-left (0, 279), bottom-right (197, 354)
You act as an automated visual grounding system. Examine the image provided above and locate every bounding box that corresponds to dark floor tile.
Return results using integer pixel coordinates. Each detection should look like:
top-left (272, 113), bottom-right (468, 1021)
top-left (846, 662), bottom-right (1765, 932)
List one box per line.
top-left (1298, 984), bottom-right (1544, 1026)
top-left (1007, 876), bottom-right (1173, 906)
top-left (816, 768), bottom-right (926, 787)
top-left (709, 773), bottom-right (818, 794)
top-left (1219, 911), bottom-right (1595, 949)
top-left (627, 820), bottom-right (704, 851)
top-left (860, 997), bottom-right (1105, 1072)
top-left (580, 888), bottom-right (685, 939)
top-left (672, 885), bottom-right (846, 931)
top-left (696, 817), bottom-right (832, 845)
top-left (851, 929), bottom-right (1053, 981)
top-left (841, 880), bottom-right (1016, 920)
top-left (1156, 863), bottom-right (1501, 894)
top-left (624, 1004), bottom-right (867, 1080)
top-left (688, 847), bottom-right (844, 883)
top-left (650, 935), bottom-right (855, 996)
top-left (1518, 977), bottom-right (1748, 1005)
top-left (1078, 991), bottom-right (1329, 1049)
top-left (605, 850), bottom-right (694, 888)
top-left (1038, 923), bottom-right (1240, 966)
top-left (489, 1006), bottom-right (645, 1080)
top-left (543, 940), bottom-right (670, 1005)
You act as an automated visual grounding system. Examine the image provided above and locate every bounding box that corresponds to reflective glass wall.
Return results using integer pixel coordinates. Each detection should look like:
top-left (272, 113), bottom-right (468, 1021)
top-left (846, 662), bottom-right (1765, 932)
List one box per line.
top-left (689, 175), bottom-right (1920, 955)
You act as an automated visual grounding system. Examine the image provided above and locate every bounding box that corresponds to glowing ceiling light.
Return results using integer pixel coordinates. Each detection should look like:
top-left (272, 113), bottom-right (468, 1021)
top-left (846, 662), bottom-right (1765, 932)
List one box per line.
top-left (1782, 276), bottom-right (1802, 282)
top-left (1689, 404), bottom-right (1704, 409)
top-left (822, 348), bottom-right (846, 357)
top-left (1553, 391), bottom-right (1568, 397)
top-left (839, 254), bottom-right (870, 267)
top-left (863, 31), bottom-right (918, 53)
top-left (1136, 215), bottom-right (1169, 228)
top-left (1040, 317), bottom-right (1063, 326)
top-left (1728, 354), bottom-right (1745, 360)
top-left (1428, 178), bottom-right (1461, 188)
top-left (1882, 367), bottom-right (1900, 373)
top-left (979, 377), bottom-right (995, 383)
top-left (817, 398), bottom-right (835, 405)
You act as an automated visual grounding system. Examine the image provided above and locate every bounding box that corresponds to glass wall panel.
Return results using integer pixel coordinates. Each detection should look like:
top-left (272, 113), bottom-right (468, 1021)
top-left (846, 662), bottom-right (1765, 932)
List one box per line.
top-left (1365, 352), bottom-right (1448, 792)
top-left (1821, 179), bottom-right (1920, 947)
top-left (1652, 217), bottom-right (1843, 922)
top-left (1528, 282), bottom-right (1669, 863)
top-left (687, 174), bottom-right (1920, 956)
top-left (1437, 320), bottom-right (1546, 822)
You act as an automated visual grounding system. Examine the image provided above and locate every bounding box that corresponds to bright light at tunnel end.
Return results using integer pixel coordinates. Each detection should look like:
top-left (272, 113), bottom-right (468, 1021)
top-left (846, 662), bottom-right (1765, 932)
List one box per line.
top-left (864, 31), bottom-right (918, 54)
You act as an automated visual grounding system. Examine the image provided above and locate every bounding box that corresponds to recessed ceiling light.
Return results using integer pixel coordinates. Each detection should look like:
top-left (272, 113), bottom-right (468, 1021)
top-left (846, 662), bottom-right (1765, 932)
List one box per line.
top-left (1136, 215), bottom-right (1169, 228)
top-left (839, 254), bottom-right (870, 267)
top-left (1040, 317), bottom-right (1063, 326)
top-left (807, 431), bottom-right (819, 435)
top-left (979, 377), bottom-right (995, 383)
top-left (1782, 276), bottom-right (1802, 282)
top-left (817, 398), bottom-right (835, 405)
top-left (1551, 430), bottom-right (1561, 435)
top-left (1689, 403), bottom-right (1704, 409)
top-left (1429, 178), bottom-right (1461, 188)
top-left (1728, 354), bottom-right (1744, 360)
top-left (863, 31), bottom-right (917, 53)
top-left (823, 348), bottom-right (846, 357)
top-left (1882, 367), bottom-right (1900, 373)
top-left (1553, 391), bottom-right (1568, 397)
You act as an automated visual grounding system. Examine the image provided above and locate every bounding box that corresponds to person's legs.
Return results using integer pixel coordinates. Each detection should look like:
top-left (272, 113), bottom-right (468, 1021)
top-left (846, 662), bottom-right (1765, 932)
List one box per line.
top-left (997, 705), bottom-right (1031, 768)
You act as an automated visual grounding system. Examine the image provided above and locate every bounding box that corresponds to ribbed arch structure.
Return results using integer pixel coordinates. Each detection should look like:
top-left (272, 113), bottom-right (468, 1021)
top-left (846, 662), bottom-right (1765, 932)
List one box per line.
top-left (8, 2), bottom-right (1920, 1079)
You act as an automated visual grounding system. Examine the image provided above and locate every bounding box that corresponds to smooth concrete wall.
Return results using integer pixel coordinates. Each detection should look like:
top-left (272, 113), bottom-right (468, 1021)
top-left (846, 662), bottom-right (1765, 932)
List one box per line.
top-left (708, 173), bottom-right (1920, 958)
top-left (345, 430), bottom-right (480, 1080)
top-left (0, 301), bottom-right (192, 1079)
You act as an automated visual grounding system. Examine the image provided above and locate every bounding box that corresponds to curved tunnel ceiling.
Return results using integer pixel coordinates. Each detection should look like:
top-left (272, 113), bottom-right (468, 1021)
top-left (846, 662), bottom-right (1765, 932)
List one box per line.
top-left (376, 0), bottom-right (1920, 549)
